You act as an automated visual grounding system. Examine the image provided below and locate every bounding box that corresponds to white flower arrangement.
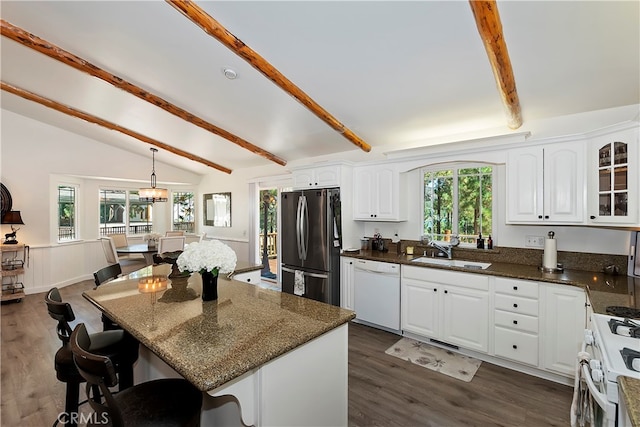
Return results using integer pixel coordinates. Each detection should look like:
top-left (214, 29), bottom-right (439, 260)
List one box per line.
top-left (177, 240), bottom-right (237, 276)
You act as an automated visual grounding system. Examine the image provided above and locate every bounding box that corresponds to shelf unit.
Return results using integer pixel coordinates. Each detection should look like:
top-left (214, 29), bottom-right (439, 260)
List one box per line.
top-left (1, 244), bottom-right (28, 302)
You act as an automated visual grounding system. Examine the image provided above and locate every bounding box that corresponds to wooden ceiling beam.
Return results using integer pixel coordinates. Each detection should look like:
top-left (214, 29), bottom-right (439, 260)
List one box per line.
top-left (166, 0), bottom-right (372, 153)
top-left (469, 0), bottom-right (522, 129)
top-left (1, 81), bottom-right (233, 174)
top-left (0, 19), bottom-right (286, 166)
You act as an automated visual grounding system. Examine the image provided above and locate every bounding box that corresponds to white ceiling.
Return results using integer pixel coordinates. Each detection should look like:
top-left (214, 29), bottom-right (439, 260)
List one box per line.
top-left (1, 1), bottom-right (639, 176)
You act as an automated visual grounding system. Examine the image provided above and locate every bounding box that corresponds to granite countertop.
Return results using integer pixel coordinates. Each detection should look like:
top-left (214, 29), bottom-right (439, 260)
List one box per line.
top-left (83, 264), bottom-right (355, 392)
top-left (620, 376), bottom-right (640, 427)
top-left (342, 250), bottom-right (639, 316)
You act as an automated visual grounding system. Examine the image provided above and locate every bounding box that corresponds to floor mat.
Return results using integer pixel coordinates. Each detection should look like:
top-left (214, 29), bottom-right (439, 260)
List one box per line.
top-left (385, 337), bottom-right (481, 382)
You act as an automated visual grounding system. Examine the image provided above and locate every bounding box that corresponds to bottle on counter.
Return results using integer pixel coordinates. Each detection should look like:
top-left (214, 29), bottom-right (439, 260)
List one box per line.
top-left (477, 233), bottom-right (485, 249)
top-left (487, 235), bottom-right (493, 250)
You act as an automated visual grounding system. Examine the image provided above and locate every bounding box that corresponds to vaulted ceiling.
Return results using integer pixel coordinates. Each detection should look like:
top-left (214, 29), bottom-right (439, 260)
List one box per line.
top-left (2, 1), bottom-right (638, 175)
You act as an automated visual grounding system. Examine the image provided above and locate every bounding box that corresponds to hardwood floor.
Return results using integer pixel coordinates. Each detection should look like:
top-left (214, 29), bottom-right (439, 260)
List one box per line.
top-left (1, 270), bottom-right (572, 426)
top-left (348, 323), bottom-right (573, 426)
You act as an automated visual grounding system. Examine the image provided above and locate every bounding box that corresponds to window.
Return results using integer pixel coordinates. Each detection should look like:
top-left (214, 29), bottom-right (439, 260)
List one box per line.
top-left (422, 164), bottom-right (493, 245)
top-left (99, 189), bottom-right (152, 235)
top-left (58, 185), bottom-right (77, 241)
top-left (172, 192), bottom-right (195, 232)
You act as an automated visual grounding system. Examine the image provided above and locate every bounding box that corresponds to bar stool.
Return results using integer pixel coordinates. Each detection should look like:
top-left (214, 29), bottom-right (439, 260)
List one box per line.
top-left (71, 323), bottom-right (202, 427)
top-left (93, 264), bottom-right (123, 330)
top-left (45, 288), bottom-right (139, 426)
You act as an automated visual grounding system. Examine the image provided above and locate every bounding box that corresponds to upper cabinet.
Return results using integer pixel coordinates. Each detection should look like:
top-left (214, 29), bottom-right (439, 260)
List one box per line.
top-left (587, 123), bottom-right (639, 226)
top-left (292, 164), bottom-right (342, 189)
top-left (507, 140), bottom-right (585, 224)
top-left (353, 165), bottom-right (406, 221)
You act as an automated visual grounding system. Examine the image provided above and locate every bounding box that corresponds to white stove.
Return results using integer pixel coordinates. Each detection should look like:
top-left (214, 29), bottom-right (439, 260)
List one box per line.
top-left (576, 314), bottom-right (640, 426)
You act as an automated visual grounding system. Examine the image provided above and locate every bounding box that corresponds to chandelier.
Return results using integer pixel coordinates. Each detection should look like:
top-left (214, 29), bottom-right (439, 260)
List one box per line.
top-left (139, 148), bottom-right (168, 203)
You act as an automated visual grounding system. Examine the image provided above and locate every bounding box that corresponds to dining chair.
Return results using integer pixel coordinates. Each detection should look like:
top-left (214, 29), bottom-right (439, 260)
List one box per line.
top-left (158, 236), bottom-right (186, 254)
top-left (70, 323), bottom-right (202, 427)
top-left (100, 237), bottom-right (120, 265)
top-left (107, 233), bottom-right (128, 248)
top-left (45, 289), bottom-right (139, 427)
top-left (165, 230), bottom-right (185, 237)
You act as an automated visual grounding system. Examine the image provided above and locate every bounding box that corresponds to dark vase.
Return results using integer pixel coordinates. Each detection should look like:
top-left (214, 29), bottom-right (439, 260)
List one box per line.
top-left (201, 271), bottom-right (218, 301)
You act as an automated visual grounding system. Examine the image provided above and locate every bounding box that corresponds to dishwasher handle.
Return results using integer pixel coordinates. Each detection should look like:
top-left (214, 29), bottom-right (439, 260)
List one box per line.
top-left (354, 260), bottom-right (399, 276)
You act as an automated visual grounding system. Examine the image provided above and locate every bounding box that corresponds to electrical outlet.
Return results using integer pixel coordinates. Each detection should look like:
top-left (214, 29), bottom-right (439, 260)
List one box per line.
top-left (525, 235), bottom-right (544, 248)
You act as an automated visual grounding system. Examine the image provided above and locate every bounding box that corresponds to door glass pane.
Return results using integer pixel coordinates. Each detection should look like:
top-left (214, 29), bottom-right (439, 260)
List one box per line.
top-left (599, 169), bottom-right (611, 191)
top-left (599, 145), bottom-right (611, 167)
top-left (614, 166), bottom-right (628, 191)
top-left (613, 142), bottom-right (627, 165)
top-left (614, 193), bottom-right (628, 216)
top-left (599, 194), bottom-right (611, 216)
top-left (129, 191), bottom-right (151, 235)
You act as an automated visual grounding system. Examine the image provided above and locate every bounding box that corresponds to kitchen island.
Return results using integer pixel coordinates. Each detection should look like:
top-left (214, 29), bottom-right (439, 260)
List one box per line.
top-left (83, 264), bottom-right (355, 426)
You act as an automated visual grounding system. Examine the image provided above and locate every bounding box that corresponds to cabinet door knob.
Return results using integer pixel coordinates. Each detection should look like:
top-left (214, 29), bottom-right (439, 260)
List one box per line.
top-left (513, 320), bottom-right (518, 325)
top-left (513, 303), bottom-right (518, 308)
top-left (512, 345), bottom-right (518, 349)
top-left (433, 288), bottom-right (437, 292)
top-left (513, 286), bottom-right (518, 291)
top-left (444, 290), bottom-right (448, 294)
top-left (246, 278), bottom-right (251, 282)
top-left (538, 215), bottom-right (543, 219)
top-left (544, 215), bottom-right (549, 219)
top-left (590, 215), bottom-right (596, 219)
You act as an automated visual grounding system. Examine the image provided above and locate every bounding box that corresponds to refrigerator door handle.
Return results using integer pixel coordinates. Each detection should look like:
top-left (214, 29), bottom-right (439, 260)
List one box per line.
top-left (282, 266), bottom-right (328, 279)
top-left (296, 196), bottom-right (304, 260)
top-left (301, 195), bottom-right (309, 260)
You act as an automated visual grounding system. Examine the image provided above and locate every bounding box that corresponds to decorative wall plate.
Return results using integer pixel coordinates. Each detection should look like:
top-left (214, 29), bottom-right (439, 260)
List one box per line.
top-left (0, 183), bottom-right (12, 220)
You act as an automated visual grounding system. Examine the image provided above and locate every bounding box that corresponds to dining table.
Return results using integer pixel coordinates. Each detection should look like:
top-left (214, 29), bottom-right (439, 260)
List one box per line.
top-left (116, 243), bottom-right (157, 265)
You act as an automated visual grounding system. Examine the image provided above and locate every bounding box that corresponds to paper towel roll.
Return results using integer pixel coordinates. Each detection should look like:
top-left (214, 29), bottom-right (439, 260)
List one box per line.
top-left (543, 238), bottom-right (557, 269)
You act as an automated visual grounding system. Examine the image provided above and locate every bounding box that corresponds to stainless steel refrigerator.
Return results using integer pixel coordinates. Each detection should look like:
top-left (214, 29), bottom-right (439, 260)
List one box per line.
top-left (281, 188), bottom-right (342, 306)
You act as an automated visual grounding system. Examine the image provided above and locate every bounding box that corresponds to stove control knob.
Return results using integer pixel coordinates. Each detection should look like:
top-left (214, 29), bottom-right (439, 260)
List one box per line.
top-left (584, 329), bottom-right (594, 345)
top-left (591, 368), bottom-right (603, 383)
top-left (589, 359), bottom-right (601, 371)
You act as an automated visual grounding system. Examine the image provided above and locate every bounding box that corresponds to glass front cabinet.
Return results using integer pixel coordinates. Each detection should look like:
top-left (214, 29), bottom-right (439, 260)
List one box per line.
top-left (588, 123), bottom-right (639, 225)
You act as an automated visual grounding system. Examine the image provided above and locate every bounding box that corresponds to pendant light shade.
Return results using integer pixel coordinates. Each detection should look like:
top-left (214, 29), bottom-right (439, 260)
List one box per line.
top-left (139, 148), bottom-right (168, 203)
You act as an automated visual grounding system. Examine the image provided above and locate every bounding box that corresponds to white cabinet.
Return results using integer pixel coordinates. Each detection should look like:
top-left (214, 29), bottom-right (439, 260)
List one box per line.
top-left (587, 123), bottom-right (639, 225)
top-left (340, 256), bottom-right (354, 310)
top-left (401, 266), bottom-right (489, 353)
top-left (353, 165), bottom-right (406, 221)
top-left (542, 283), bottom-right (586, 376)
top-left (507, 141), bottom-right (585, 224)
top-left (292, 165), bottom-right (341, 189)
top-left (493, 278), bottom-right (540, 366)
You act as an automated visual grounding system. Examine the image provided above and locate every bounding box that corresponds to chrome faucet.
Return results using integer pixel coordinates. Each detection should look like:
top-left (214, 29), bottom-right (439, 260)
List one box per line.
top-left (429, 235), bottom-right (460, 259)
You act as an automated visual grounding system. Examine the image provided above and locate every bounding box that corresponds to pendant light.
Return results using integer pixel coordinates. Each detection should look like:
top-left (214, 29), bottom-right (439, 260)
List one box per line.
top-left (139, 148), bottom-right (168, 203)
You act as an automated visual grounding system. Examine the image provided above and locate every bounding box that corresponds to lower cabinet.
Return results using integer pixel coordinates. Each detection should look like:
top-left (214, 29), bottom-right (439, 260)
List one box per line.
top-left (542, 282), bottom-right (587, 376)
top-left (401, 266), bottom-right (490, 353)
top-left (493, 278), bottom-right (540, 366)
top-left (401, 265), bottom-right (587, 381)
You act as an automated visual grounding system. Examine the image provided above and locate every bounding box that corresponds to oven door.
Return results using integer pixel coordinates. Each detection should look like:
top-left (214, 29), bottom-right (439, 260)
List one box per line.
top-left (572, 339), bottom-right (617, 427)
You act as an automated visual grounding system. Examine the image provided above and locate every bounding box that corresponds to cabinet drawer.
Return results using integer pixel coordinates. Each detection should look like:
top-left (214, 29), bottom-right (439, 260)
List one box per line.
top-left (494, 309), bottom-right (538, 333)
top-left (495, 278), bottom-right (539, 298)
top-left (494, 294), bottom-right (539, 316)
top-left (494, 327), bottom-right (539, 366)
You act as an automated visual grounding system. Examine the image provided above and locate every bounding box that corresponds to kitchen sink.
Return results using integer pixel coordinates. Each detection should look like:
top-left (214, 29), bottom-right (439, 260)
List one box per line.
top-left (411, 257), bottom-right (492, 270)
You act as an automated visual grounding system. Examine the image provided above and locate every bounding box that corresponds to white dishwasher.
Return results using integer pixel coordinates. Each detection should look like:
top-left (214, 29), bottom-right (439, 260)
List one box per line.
top-left (353, 259), bottom-right (400, 334)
